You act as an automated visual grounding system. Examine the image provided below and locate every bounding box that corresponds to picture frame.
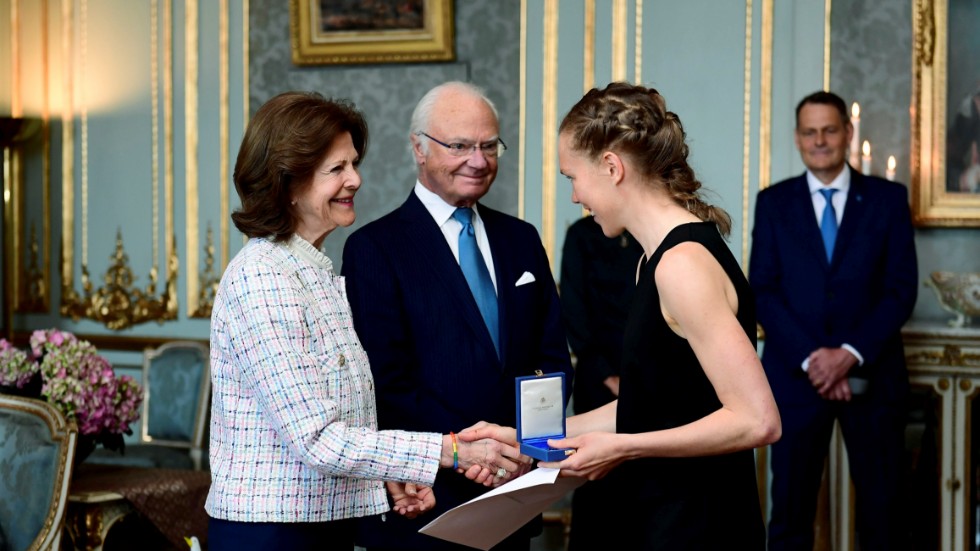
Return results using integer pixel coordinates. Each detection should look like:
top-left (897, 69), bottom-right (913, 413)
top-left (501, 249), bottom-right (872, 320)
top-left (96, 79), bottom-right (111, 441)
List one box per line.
top-left (289, 0), bottom-right (455, 66)
top-left (911, 0), bottom-right (980, 226)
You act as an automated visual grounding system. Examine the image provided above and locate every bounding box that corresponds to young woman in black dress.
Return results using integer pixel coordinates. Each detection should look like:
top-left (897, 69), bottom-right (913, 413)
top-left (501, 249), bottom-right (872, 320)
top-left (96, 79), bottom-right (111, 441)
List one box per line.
top-left (464, 82), bottom-right (781, 549)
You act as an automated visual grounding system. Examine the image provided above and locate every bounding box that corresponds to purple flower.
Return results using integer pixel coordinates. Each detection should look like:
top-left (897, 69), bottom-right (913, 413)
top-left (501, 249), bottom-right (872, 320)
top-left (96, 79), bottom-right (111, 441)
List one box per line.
top-left (3, 329), bottom-right (144, 438)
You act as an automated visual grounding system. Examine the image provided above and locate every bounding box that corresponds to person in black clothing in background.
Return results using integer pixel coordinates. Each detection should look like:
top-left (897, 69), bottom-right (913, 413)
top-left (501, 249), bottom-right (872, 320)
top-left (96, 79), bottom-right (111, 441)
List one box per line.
top-left (559, 215), bottom-right (642, 549)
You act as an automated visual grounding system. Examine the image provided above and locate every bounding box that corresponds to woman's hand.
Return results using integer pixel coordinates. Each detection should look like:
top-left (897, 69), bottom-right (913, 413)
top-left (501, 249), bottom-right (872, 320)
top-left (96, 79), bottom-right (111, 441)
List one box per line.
top-left (445, 423), bottom-right (531, 487)
top-left (538, 431), bottom-right (627, 481)
top-left (386, 482), bottom-right (435, 519)
top-left (457, 422), bottom-right (517, 446)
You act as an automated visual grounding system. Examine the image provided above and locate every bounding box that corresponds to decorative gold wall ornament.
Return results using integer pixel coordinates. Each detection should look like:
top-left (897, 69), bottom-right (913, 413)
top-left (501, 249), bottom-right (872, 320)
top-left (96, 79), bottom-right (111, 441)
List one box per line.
top-left (61, 231), bottom-right (178, 331)
top-left (19, 224), bottom-right (48, 312)
top-left (191, 224), bottom-right (220, 319)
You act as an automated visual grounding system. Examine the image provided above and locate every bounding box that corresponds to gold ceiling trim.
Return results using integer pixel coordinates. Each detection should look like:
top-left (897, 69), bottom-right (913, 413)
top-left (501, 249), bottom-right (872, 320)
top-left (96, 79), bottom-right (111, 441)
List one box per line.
top-left (60, 0), bottom-right (177, 330)
top-left (541, 0), bottom-right (558, 268)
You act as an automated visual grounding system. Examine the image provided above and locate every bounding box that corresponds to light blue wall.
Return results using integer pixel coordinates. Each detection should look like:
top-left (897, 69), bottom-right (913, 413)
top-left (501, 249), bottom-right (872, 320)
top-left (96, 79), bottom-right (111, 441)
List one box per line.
top-left (2, 0), bottom-right (976, 342)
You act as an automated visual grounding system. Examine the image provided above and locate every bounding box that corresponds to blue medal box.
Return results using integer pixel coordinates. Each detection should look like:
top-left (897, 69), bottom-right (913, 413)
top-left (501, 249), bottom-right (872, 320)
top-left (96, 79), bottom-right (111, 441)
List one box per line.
top-left (515, 371), bottom-right (573, 461)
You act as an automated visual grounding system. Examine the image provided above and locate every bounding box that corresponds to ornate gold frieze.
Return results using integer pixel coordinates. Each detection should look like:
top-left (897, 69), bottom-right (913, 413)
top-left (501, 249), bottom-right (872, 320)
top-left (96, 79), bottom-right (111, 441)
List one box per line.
top-left (906, 344), bottom-right (980, 368)
top-left (61, 231), bottom-right (178, 331)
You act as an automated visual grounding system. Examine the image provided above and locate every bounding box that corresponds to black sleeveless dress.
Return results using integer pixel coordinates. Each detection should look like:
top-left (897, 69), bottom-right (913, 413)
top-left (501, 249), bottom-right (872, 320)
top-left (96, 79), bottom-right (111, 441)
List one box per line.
top-left (612, 222), bottom-right (765, 549)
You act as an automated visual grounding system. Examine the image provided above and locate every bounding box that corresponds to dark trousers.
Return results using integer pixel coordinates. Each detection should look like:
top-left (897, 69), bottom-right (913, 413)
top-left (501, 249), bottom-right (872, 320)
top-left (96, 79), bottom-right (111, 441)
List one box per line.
top-left (208, 516), bottom-right (356, 551)
top-left (767, 396), bottom-right (907, 551)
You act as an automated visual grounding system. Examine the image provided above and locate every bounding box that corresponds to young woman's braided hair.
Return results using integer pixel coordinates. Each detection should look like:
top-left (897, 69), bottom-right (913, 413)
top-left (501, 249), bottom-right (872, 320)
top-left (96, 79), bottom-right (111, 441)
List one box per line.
top-left (559, 82), bottom-right (731, 236)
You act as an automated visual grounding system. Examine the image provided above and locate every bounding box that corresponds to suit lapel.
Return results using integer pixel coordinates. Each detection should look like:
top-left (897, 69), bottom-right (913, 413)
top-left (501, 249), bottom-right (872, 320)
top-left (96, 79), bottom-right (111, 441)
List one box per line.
top-left (832, 167), bottom-right (866, 267)
top-left (399, 193), bottom-right (499, 358)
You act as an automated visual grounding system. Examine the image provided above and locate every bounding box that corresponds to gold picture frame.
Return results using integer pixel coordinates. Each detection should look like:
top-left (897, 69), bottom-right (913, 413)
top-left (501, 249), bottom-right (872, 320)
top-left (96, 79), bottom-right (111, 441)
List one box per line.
top-left (911, 0), bottom-right (980, 226)
top-left (290, 0), bottom-right (454, 65)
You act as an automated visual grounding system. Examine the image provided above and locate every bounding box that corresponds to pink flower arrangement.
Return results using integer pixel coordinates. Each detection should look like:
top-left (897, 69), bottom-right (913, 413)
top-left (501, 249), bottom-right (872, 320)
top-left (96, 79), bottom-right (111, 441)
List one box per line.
top-left (0, 329), bottom-right (142, 442)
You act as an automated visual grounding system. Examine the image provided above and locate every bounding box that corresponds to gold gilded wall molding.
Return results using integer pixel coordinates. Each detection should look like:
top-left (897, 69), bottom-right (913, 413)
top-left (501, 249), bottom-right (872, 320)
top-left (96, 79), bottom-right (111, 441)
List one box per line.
top-left (59, 0), bottom-right (178, 330)
top-left (186, 0), bottom-right (201, 316)
top-left (61, 231), bottom-right (178, 330)
top-left (60, 0), bottom-right (74, 290)
top-left (541, 0), bottom-right (558, 267)
top-left (5, 0), bottom-right (51, 316)
top-left (757, 0), bottom-right (773, 191)
top-left (741, 0), bottom-right (753, 268)
top-left (914, 0), bottom-right (935, 68)
top-left (581, 0), bottom-right (595, 219)
top-left (823, 0), bottom-right (831, 91)
top-left (611, 0), bottom-right (627, 82)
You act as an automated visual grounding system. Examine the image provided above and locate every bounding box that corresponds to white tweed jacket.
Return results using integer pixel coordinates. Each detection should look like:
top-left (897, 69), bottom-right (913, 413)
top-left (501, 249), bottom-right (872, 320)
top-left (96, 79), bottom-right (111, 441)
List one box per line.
top-left (206, 235), bottom-right (441, 522)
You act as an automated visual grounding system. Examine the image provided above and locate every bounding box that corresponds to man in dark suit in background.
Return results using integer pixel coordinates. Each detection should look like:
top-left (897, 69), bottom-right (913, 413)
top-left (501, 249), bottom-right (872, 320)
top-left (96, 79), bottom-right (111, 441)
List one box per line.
top-left (749, 91), bottom-right (918, 551)
top-left (342, 81), bottom-right (572, 551)
top-left (558, 215), bottom-right (642, 550)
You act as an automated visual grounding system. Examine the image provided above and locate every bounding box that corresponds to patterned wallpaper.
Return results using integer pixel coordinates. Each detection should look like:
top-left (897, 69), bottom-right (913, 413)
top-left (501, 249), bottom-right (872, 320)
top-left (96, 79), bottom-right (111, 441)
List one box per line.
top-left (831, 0), bottom-right (980, 322)
top-left (248, 0), bottom-right (522, 264)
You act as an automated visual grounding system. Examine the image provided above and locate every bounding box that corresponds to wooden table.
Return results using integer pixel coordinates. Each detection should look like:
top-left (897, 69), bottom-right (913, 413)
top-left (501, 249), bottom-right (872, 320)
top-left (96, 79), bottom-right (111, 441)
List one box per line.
top-left (65, 464), bottom-right (210, 550)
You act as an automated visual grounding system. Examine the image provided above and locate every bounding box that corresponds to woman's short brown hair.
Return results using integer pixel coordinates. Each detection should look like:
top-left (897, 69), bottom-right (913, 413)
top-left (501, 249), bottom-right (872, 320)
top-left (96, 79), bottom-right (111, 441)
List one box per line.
top-left (231, 91), bottom-right (368, 240)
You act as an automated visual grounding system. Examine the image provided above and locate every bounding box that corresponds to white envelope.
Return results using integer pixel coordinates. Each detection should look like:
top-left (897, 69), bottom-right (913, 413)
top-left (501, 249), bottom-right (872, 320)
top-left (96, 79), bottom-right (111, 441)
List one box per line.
top-left (419, 467), bottom-right (583, 550)
top-left (515, 272), bottom-right (536, 286)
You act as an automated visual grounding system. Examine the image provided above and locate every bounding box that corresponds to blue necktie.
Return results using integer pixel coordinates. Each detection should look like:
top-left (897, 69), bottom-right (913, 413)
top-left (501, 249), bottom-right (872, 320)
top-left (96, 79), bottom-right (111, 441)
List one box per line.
top-left (819, 188), bottom-right (838, 261)
top-left (453, 207), bottom-right (500, 356)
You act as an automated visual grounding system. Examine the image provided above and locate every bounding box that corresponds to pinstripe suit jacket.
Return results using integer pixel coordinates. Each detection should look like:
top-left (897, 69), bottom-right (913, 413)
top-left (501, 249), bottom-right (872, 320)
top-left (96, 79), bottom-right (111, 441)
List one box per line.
top-left (342, 191), bottom-right (572, 549)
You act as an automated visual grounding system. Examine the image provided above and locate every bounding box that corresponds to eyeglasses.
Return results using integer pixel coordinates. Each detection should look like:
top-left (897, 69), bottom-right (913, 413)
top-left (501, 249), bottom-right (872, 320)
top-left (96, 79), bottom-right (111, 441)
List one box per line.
top-left (416, 132), bottom-right (507, 158)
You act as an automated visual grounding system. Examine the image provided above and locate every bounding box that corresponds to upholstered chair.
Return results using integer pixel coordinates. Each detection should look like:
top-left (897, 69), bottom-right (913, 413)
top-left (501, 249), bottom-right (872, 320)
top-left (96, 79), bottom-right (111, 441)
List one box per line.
top-left (88, 341), bottom-right (210, 470)
top-left (0, 394), bottom-right (77, 551)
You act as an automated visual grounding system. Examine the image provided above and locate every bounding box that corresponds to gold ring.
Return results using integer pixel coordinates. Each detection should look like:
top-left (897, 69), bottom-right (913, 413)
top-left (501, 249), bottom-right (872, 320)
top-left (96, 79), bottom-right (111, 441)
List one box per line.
top-left (496, 467), bottom-right (507, 478)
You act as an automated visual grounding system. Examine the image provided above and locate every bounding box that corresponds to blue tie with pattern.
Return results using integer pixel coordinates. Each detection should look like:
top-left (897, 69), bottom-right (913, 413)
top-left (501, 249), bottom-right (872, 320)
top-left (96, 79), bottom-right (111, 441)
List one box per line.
top-left (453, 207), bottom-right (500, 356)
top-left (819, 188), bottom-right (838, 261)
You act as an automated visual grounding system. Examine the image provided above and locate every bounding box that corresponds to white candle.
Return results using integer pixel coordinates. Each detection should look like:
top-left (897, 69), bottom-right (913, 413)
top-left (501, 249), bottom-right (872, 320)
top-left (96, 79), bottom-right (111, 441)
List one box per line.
top-left (861, 140), bottom-right (872, 175)
top-left (886, 155), bottom-right (896, 181)
top-left (849, 102), bottom-right (861, 168)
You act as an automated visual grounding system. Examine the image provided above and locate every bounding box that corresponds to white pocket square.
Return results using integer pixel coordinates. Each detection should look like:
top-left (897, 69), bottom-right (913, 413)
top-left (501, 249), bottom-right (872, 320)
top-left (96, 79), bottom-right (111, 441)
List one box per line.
top-left (515, 272), bottom-right (536, 286)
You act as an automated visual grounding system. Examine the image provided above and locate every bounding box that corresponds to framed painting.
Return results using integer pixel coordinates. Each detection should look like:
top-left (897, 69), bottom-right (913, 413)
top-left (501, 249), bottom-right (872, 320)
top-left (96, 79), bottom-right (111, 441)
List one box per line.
top-left (911, 0), bottom-right (980, 226)
top-left (290, 0), bottom-right (455, 65)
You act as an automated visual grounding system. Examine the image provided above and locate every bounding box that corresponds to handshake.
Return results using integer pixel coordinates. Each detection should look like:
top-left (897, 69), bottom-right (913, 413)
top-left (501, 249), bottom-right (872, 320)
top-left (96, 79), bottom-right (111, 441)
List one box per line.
top-left (387, 422), bottom-right (526, 519)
